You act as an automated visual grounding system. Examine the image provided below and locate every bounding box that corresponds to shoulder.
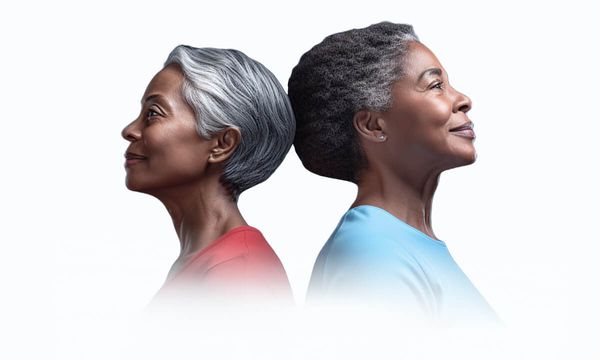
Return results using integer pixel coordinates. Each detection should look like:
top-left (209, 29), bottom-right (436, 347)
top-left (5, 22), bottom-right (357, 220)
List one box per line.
top-left (320, 206), bottom-right (407, 265)
top-left (206, 226), bottom-right (287, 278)
top-left (174, 226), bottom-right (279, 277)
top-left (229, 226), bottom-right (280, 261)
top-left (309, 208), bottom-right (440, 312)
top-left (209, 226), bottom-right (270, 256)
top-left (312, 206), bottom-right (439, 291)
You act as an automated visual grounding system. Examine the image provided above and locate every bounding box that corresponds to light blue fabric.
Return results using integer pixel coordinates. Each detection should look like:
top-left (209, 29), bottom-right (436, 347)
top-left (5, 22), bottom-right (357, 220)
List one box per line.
top-left (308, 205), bottom-right (499, 325)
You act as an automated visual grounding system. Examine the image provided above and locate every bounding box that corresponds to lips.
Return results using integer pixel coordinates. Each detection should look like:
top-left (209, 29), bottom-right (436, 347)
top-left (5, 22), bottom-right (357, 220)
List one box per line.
top-left (449, 122), bottom-right (474, 132)
top-left (449, 121), bottom-right (475, 139)
top-left (125, 151), bottom-right (147, 160)
top-left (124, 151), bottom-right (147, 168)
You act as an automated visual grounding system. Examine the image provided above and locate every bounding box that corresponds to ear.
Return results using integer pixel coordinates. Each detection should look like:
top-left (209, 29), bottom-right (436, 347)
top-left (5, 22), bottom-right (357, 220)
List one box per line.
top-left (353, 110), bottom-right (387, 143)
top-left (207, 127), bottom-right (241, 164)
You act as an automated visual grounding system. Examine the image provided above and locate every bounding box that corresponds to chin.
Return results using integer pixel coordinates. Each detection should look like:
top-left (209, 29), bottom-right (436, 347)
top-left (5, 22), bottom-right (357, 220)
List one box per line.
top-left (442, 149), bottom-right (477, 171)
top-left (457, 149), bottom-right (477, 167)
top-left (125, 181), bottom-right (142, 193)
top-left (452, 141), bottom-right (477, 166)
top-left (125, 177), bottom-right (150, 193)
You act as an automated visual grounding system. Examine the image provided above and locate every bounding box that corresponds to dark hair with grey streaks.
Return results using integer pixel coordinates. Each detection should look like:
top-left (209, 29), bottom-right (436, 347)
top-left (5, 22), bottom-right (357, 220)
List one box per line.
top-left (165, 46), bottom-right (295, 200)
top-left (288, 22), bottom-right (419, 183)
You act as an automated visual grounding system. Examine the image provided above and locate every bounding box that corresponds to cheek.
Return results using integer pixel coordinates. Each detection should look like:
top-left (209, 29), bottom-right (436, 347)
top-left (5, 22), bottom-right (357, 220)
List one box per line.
top-left (419, 101), bottom-right (453, 150)
top-left (425, 100), bottom-right (452, 127)
top-left (400, 102), bottom-right (454, 159)
top-left (406, 103), bottom-right (451, 143)
top-left (146, 128), bottom-right (208, 175)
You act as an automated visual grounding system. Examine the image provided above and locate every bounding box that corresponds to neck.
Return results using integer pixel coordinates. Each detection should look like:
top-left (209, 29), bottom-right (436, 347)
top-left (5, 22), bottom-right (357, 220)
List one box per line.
top-left (352, 164), bottom-right (441, 240)
top-left (151, 179), bottom-right (247, 270)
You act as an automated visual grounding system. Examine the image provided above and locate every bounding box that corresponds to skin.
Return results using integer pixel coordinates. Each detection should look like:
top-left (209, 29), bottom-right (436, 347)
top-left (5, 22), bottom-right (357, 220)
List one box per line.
top-left (352, 41), bottom-right (474, 240)
top-left (121, 64), bottom-right (247, 275)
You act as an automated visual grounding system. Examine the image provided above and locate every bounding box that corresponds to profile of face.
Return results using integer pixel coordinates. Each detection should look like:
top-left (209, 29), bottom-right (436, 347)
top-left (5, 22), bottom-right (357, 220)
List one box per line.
top-left (121, 65), bottom-right (213, 195)
top-left (374, 42), bottom-right (475, 174)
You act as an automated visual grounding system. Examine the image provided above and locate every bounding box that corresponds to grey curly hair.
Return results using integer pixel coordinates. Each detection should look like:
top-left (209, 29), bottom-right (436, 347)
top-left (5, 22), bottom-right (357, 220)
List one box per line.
top-left (288, 22), bottom-right (419, 182)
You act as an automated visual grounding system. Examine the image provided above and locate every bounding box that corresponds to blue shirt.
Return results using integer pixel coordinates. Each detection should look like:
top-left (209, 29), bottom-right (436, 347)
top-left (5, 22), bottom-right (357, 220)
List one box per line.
top-left (308, 205), bottom-right (499, 325)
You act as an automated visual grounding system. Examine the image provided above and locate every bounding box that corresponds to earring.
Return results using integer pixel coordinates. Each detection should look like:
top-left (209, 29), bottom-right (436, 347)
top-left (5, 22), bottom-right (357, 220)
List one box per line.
top-left (378, 134), bottom-right (387, 141)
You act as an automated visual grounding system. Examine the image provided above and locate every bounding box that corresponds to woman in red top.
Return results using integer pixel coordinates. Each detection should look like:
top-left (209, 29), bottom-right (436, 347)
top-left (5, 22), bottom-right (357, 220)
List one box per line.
top-left (121, 46), bottom-right (294, 305)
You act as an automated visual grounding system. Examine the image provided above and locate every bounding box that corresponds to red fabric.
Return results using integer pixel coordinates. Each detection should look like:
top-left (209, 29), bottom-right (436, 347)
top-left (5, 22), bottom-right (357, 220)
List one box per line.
top-left (153, 226), bottom-right (292, 302)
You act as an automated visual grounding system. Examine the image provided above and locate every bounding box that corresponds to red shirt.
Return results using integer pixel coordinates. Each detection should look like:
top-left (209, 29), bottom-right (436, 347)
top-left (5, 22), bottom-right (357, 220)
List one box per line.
top-left (152, 226), bottom-right (292, 305)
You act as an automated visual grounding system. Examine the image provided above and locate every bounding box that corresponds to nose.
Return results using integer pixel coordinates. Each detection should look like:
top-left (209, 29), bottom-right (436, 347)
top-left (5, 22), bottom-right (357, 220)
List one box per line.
top-left (453, 88), bottom-right (472, 114)
top-left (121, 118), bottom-right (141, 142)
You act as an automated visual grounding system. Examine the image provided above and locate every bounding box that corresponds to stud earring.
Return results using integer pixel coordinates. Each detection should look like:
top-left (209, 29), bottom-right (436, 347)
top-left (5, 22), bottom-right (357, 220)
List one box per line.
top-left (378, 134), bottom-right (387, 141)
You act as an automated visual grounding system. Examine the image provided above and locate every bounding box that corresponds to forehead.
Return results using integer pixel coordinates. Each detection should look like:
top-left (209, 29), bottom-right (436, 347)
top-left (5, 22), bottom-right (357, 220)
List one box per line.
top-left (401, 42), bottom-right (445, 79)
top-left (142, 64), bottom-right (185, 100)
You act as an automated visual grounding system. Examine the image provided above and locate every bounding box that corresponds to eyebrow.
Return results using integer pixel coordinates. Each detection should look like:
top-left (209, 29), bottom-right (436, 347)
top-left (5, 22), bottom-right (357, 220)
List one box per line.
top-left (417, 68), bottom-right (443, 82)
top-left (141, 94), bottom-right (165, 105)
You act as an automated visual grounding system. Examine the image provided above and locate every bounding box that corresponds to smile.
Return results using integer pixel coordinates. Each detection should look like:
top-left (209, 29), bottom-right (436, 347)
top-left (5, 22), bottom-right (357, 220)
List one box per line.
top-left (124, 152), bottom-right (147, 167)
top-left (449, 122), bottom-right (476, 139)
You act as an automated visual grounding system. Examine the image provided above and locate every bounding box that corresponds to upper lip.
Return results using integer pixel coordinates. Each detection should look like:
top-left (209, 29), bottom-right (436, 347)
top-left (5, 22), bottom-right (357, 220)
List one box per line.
top-left (449, 121), bottom-right (474, 132)
top-left (125, 151), bottom-right (147, 160)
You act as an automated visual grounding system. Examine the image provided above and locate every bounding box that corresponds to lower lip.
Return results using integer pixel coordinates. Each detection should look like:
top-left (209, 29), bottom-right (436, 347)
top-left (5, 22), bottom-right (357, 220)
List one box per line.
top-left (125, 158), bottom-right (146, 167)
top-left (450, 129), bottom-right (476, 139)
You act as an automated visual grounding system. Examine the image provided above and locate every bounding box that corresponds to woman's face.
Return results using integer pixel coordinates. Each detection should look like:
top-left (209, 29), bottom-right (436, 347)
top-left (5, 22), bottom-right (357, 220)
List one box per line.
top-left (121, 64), bottom-right (212, 194)
top-left (381, 41), bottom-right (475, 174)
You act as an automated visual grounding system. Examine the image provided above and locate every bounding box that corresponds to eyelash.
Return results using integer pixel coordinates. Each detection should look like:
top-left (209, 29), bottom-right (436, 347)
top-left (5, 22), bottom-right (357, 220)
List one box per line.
top-left (430, 81), bottom-right (445, 90)
top-left (145, 108), bottom-right (160, 123)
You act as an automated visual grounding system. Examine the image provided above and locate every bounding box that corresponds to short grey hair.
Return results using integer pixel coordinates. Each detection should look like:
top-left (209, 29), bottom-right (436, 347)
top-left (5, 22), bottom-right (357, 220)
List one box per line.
top-left (165, 45), bottom-right (295, 200)
top-left (288, 22), bottom-right (419, 182)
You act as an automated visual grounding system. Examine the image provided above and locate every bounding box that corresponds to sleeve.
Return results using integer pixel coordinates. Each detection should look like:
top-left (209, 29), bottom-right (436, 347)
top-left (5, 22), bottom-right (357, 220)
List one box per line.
top-left (202, 254), bottom-right (293, 303)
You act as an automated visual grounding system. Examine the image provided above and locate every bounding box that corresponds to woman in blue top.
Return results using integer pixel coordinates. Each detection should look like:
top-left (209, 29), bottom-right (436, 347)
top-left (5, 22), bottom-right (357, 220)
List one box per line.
top-left (288, 22), bottom-right (499, 324)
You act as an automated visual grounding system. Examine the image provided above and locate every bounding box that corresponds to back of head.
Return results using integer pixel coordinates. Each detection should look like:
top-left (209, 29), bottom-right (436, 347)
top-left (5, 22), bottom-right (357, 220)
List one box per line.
top-left (166, 46), bottom-right (295, 200)
top-left (288, 22), bottom-right (418, 182)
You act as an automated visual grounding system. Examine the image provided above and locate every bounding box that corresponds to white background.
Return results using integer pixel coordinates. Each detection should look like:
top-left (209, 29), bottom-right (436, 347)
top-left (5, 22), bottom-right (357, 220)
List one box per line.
top-left (1, 0), bottom-right (599, 358)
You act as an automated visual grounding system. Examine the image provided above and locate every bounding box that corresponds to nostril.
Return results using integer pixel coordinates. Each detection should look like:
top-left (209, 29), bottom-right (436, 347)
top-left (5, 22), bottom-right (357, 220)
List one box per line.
top-left (122, 120), bottom-right (141, 141)
top-left (454, 90), bottom-right (472, 113)
top-left (122, 128), bottom-right (133, 141)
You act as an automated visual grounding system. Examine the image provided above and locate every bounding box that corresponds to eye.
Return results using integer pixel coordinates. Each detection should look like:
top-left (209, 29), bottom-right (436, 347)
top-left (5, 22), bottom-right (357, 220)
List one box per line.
top-left (145, 108), bottom-right (161, 123)
top-left (429, 81), bottom-right (445, 90)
